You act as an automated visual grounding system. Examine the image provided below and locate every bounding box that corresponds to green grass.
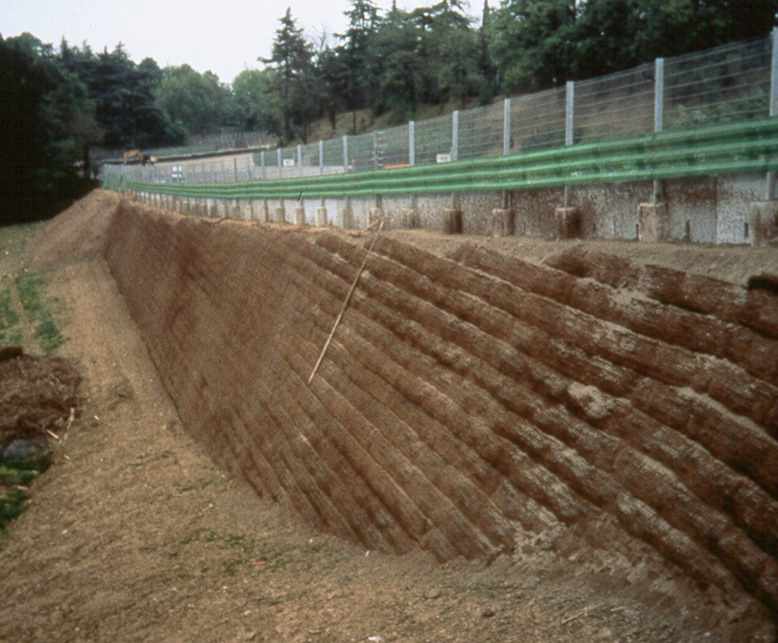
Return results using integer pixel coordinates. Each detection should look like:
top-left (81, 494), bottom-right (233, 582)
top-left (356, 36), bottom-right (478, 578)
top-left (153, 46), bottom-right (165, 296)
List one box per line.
top-left (14, 271), bottom-right (65, 355)
top-left (0, 284), bottom-right (21, 345)
top-left (0, 460), bottom-right (47, 533)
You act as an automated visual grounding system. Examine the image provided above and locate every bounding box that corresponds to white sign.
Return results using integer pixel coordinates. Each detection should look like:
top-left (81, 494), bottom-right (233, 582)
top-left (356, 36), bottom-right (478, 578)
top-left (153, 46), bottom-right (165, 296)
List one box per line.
top-left (283, 158), bottom-right (296, 167)
top-left (436, 153), bottom-right (452, 163)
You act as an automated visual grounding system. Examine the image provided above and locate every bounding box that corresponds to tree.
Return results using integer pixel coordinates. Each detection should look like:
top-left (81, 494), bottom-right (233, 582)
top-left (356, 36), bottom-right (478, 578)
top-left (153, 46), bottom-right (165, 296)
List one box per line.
top-left (427, 0), bottom-right (482, 109)
top-left (154, 64), bottom-right (223, 135)
top-left (261, 9), bottom-right (315, 143)
top-left (338, 0), bottom-right (380, 132)
top-left (488, 0), bottom-right (577, 93)
top-left (226, 69), bottom-right (283, 133)
top-left (370, 5), bottom-right (426, 120)
top-left (0, 34), bottom-right (102, 223)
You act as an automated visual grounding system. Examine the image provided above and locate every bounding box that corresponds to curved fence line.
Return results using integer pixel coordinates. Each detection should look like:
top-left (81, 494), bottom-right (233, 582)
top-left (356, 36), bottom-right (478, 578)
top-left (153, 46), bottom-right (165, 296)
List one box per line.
top-left (106, 117), bottom-right (778, 200)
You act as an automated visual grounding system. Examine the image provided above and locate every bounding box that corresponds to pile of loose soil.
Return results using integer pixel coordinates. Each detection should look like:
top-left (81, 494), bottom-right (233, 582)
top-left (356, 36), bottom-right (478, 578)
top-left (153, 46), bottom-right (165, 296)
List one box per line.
top-left (24, 191), bottom-right (121, 269)
top-left (0, 349), bottom-right (80, 452)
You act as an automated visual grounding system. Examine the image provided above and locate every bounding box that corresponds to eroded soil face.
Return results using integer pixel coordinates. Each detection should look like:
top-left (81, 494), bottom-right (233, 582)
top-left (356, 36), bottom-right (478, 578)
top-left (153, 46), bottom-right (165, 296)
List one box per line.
top-left (0, 193), bottom-right (774, 641)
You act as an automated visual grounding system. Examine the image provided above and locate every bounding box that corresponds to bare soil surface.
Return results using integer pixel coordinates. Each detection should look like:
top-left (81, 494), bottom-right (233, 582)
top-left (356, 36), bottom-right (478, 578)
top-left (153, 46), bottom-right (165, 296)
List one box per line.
top-left (0, 193), bottom-right (774, 641)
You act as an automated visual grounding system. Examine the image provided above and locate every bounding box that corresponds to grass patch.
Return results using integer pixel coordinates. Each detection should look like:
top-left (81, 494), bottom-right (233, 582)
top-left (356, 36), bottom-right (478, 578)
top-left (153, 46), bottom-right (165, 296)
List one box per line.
top-left (14, 271), bottom-right (65, 355)
top-left (0, 459), bottom-right (47, 533)
top-left (0, 284), bottom-right (21, 345)
top-left (0, 222), bottom-right (40, 258)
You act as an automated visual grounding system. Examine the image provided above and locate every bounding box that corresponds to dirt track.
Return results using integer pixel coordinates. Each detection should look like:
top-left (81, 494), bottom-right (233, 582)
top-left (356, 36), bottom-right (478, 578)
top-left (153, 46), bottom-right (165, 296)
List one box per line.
top-left (1, 191), bottom-right (776, 640)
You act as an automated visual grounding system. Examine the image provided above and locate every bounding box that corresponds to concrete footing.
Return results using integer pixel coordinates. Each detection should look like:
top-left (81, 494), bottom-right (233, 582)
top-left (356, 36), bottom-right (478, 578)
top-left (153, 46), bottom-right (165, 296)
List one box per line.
top-left (339, 207), bottom-right (354, 229)
top-left (443, 209), bottom-right (462, 234)
top-left (294, 206), bottom-right (306, 226)
top-left (399, 208), bottom-right (417, 229)
top-left (749, 201), bottom-right (778, 246)
top-left (274, 207), bottom-right (286, 224)
top-left (555, 207), bottom-right (581, 239)
top-left (490, 209), bottom-right (514, 237)
top-left (316, 207), bottom-right (328, 227)
top-left (637, 202), bottom-right (668, 243)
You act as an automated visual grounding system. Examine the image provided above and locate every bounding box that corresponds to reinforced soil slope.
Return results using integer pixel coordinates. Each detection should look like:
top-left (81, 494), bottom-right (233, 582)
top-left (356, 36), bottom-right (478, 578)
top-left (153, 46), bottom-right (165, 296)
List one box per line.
top-left (99, 197), bottom-right (778, 622)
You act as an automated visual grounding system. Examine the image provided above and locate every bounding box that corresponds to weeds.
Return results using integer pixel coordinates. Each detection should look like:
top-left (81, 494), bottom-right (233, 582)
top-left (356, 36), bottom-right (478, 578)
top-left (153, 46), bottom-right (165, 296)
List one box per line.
top-left (0, 459), bottom-right (48, 533)
top-left (0, 284), bottom-right (21, 345)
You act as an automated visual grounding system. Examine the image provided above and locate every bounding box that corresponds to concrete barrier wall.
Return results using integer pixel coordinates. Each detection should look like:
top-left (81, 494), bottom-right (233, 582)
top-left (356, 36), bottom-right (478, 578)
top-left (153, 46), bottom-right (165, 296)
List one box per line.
top-left (131, 172), bottom-right (771, 245)
top-left (105, 200), bottom-right (778, 615)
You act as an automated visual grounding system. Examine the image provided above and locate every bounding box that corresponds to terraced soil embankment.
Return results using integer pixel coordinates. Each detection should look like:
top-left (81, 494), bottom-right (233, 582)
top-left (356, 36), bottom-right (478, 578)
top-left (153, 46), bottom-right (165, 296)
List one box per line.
top-left (104, 200), bottom-right (778, 615)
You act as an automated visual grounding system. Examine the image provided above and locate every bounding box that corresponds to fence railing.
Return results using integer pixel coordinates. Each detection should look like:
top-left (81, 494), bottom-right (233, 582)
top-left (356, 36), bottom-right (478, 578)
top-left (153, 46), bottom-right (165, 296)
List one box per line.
top-left (105, 30), bottom-right (778, 194)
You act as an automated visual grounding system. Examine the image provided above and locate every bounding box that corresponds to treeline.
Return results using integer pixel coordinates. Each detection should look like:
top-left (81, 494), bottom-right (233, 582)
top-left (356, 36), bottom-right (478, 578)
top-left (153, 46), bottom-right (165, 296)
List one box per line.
top-left (0, 0), bottom-right (775, 222)
top-left (255, 0), bottom-right (775, 143)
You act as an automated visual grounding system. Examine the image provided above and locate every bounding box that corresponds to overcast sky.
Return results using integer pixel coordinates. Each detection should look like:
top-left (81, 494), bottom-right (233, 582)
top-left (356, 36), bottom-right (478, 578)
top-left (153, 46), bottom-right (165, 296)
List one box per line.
top-left (2, 0), bottom-right (477, 85)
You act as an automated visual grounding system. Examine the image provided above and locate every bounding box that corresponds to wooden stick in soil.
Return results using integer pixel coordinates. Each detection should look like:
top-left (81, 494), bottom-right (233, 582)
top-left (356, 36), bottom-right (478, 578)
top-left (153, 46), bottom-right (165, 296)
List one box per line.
top-left (309, 219), bottom-right (386, 384)
top-left (347, 214), bottom-right (388, 237)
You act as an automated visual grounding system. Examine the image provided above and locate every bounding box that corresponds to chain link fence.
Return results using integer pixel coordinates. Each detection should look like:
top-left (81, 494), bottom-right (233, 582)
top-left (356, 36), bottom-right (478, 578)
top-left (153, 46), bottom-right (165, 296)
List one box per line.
top-left (107, 31), bottom-right (777, 186)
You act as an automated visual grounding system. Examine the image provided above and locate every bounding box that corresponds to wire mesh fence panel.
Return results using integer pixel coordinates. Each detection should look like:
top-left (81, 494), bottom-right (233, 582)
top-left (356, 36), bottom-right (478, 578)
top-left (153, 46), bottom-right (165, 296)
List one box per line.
top-left (299, 142), bottom-right (321, 177)
top-left (414, 113), bottom-right (454, 165)
top-left (108, 34), bottom-right (776, 189)
top-left (664, 35), bottom-right (772, 131)
top-left (321, 138), bottom-right (346, 174)
top-left (348, 132), bottom-right (381, 171)
top-left (458, 102), bottom-right (504, 160)
top-left (378, 123), bottom-right (410, 167)
top-left (509, 86), bottom-right (567, 154)
top-left (575, 63), bottom-right (655, 144)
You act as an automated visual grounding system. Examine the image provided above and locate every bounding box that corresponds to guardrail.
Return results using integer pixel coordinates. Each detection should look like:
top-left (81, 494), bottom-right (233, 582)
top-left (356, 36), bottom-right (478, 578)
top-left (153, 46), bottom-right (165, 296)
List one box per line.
top-left (106, 117), bottom-right (778, 200)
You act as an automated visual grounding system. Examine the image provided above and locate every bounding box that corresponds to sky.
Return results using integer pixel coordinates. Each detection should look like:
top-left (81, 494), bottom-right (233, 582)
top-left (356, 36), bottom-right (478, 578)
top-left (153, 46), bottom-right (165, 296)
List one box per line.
top-left (2, 0), bottom-right (477, 85)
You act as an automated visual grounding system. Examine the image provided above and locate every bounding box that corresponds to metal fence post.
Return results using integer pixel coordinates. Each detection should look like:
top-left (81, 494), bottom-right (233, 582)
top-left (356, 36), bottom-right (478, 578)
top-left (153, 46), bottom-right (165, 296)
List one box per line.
top-left (297, 144), bottom-right (303, 177)
top-left (564, 81), bottom-right (575, 207)
top-left (409, 121), bottom-right (415, 166)
top-left (233, 157), bottom-right (238, 182)
top-left (319, 140), bottom-right (324, 176)
top-left (654, 58), bottom-right (665, 134)
top-left (503, 98), bottom-right (511, 156)
top-left (452, 110), bottom-right (459, 161)
top-left (261, 151), bottom-right (266, 180)
top-left (343, 135), bottom-right (349, 172)
top-left (565, 81), bottom-right (575, 147)
top-left (654, 57), bottom-right (665, 202)
top-left (277, 148), bottom-right (282, 177)
top-left (768, 27), bottom-right (778, 199)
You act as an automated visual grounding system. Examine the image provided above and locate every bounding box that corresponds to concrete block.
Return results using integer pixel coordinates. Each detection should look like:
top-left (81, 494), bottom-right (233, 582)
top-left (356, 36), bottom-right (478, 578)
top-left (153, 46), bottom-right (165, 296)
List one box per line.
top-left (749, 201), bottom-right (778, 247)
top-left (555, 207), bottom-right (581, 239)
top-left (294, 206), bottom-right (306, 225)
top-left (442, 209), bottom-right (463, 235)
top-left (274, 207), bottom-right (286, 224)
top-left (637, 202), bottom-right (669, 243)
top-left (260, 205), bottom-right (270, 223)
top-left (316, 207), bottom-right (328, 227)
top-left (490, 209), bottom-right (514, 237)
top-left (209, 203), bottom-right (218, 218)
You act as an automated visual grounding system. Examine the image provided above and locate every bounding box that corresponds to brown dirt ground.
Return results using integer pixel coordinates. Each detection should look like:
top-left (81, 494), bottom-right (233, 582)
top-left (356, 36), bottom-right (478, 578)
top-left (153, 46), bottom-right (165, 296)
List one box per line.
top-left (0, 192), bottom-right (775, 641)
